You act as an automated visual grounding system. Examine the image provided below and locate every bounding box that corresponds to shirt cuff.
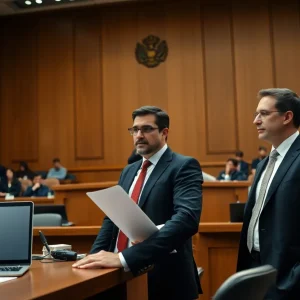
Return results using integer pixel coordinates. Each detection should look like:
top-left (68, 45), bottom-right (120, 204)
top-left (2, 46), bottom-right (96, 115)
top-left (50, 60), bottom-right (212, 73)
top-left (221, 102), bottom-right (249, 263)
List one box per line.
top-left (118, 253), bottom-right (130, 272)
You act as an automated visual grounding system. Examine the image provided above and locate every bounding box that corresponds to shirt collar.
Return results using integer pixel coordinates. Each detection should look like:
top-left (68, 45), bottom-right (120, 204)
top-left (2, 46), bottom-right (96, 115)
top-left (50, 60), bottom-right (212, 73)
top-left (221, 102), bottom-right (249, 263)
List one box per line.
top-left (142, 144), bottom-right (168, 167)
top-left (272, 131), bottom-right (299, 158)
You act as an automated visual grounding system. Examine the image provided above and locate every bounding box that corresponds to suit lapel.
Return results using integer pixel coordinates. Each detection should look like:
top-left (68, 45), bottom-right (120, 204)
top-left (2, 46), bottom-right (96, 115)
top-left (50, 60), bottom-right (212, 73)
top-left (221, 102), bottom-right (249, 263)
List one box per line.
top-left (263, 136), bottom-right (300, 207)
top-left (138, 148), bottom-right (173, 208)
top-left (122, 161), bottom-right (142, 193)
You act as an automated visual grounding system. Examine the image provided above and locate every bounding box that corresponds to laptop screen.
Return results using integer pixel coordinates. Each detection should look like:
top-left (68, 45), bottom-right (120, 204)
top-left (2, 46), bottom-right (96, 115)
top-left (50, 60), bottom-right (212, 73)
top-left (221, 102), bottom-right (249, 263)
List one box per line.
top-left (0, 202), bottom-right (33, 264)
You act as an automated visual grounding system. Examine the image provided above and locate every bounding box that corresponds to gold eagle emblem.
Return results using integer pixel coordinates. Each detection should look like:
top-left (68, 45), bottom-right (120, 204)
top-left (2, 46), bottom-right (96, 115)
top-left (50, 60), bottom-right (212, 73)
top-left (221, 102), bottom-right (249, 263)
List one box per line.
top-left (135, 35), bottom-right (168, 68)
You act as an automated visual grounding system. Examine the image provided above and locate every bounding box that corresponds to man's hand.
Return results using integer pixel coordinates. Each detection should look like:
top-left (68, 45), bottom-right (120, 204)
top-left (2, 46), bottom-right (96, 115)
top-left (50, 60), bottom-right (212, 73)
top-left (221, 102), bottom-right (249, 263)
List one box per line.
top-left (32, 183), bottom-right (40, 191)
top-left (0, 192), bottom-right (6, 197)
top-left (72, 250), bottom-right (122, 269)
top-left (225, 162), bottom-right (231, 175)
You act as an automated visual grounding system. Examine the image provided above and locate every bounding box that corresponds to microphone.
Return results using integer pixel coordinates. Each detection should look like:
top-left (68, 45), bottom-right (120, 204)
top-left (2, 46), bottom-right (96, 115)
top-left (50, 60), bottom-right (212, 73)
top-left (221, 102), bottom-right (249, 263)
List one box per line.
top-left (38, 230), bottom-right (77, 261)
top-left (39, 230), bottom-right (51, 255)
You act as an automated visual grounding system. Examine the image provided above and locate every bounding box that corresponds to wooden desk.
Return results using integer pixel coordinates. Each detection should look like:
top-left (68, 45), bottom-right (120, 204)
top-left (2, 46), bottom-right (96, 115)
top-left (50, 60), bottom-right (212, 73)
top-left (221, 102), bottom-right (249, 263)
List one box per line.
top-left (0, 261), bottom-right (148, 300)
top-left (193, 222), bottom-right (242, 300)
top-left (33, 226), bottom-right (99, 254)
top-left (201, 182), bottom-right (250, 222)
top-left (52, 181), bottom-right (250, 225)
top-left (33, 223), bottom-right (243, 300)
top-left (0, 197), bottom-right (54, 204)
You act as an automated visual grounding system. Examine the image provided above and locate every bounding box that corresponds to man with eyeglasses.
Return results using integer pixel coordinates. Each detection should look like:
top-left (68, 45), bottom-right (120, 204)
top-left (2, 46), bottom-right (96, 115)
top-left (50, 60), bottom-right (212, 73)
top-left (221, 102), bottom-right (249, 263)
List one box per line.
top-left (237, 88), bottom-right (300, 299)
top-left (73, 106), bottom-right (203, 300)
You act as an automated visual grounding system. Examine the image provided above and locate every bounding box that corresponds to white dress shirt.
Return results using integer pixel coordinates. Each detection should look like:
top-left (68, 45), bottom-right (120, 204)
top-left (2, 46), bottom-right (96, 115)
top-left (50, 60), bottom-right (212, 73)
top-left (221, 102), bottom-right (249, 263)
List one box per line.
top-left (253, 131), bottom-right (299, 250)
top-left (116, 144), bottom-right (168, 270)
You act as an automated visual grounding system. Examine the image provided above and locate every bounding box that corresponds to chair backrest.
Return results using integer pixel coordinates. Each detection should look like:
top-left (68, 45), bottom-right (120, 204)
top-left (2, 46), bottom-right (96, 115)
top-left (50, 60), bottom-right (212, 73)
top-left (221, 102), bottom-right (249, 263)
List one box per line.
top-left (213, 265), bottom-right (277, 300)
top-left (19, 178), bottom-right (33, 194)
top-left (42, 178), bottom-right (60, 189)
top-left (33, 213), bottom-right (63, 226)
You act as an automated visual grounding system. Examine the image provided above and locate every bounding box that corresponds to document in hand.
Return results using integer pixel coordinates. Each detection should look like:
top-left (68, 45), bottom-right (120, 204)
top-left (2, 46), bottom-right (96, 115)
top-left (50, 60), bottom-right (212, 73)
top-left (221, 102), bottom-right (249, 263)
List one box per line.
top-left (86, 185), bottom-right (158, 242)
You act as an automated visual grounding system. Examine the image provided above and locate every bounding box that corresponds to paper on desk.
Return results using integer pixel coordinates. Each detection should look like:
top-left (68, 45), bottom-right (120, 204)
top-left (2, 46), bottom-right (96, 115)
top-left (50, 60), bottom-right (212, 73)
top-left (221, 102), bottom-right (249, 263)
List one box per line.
top-left (87, 185), bottom-right (158, 242)
top-left (0, 277), bottom-right (17, 284)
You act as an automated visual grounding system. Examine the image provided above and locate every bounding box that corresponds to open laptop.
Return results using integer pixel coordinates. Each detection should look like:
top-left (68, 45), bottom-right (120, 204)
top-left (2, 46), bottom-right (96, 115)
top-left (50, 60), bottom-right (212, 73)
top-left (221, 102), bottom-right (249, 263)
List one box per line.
top-left (34, 204), bottom-right (73, 226)
top-left (230, 202), bottom-right (246, 222)
top-left (0, 201), bottom-right (33, 276)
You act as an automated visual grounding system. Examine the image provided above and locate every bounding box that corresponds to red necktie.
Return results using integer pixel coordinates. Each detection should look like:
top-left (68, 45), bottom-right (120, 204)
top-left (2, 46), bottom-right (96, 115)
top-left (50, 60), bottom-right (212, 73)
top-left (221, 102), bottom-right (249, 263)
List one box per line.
top-left (117, 160), bottom-right (152, 252)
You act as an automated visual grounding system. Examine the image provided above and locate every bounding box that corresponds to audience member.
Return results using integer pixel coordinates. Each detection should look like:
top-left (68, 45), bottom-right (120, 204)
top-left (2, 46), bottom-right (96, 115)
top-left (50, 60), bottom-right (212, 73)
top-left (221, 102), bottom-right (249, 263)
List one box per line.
top-left (235, 150), bottom-right (249, 176)
top-left (217, 158), bottom-right (247, 181)
top-left (0, 168), bottom-right (21, 197)
top-left (47, 158), bottom-right (67, 180)
top-left (15, 161), bottom-right (36, 181)
top-left (23, 175), bottom-right (50, 197)
top-left (251, 146), bottom-right (268, 175)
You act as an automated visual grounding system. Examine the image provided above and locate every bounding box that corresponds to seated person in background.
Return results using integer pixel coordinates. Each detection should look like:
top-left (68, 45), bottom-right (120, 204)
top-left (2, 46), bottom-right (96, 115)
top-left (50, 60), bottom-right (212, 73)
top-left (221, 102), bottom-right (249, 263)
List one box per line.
top-left (0, 168), bottom-right (21, 197)
top-left (15, 161), bottom-right (36, 180)
top-left (251, 146), bottom-right (268, 175)
top-left (23, 175), bottom-right (50, 197)
top-left (47, 158), bottom-right (67, 180)
top-left (127, 149), bottom-right (142, 164)
top-left (235, 150), bottom-right (249, 176)
top-left (217, 158), bottom-right (247, 181)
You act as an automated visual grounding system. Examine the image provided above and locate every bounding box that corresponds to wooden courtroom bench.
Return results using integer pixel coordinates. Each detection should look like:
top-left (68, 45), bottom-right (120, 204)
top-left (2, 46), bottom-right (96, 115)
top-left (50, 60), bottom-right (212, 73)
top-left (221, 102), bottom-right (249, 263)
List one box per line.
top-left (64, 161), bottom-right (251, 183)
top-left (52, 181), bottom-right (250, 225)
top-left (33, 222), bottom-right (242, 300)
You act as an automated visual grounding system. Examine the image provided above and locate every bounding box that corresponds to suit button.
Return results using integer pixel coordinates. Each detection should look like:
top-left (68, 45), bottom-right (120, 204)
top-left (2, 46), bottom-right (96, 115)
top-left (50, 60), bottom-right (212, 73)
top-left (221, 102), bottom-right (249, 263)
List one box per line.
top-left (260, 228), bottom-right (266, 232)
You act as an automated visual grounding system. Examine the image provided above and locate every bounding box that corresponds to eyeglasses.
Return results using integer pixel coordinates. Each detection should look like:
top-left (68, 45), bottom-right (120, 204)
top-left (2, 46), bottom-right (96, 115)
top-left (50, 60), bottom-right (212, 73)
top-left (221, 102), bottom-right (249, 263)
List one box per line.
top-left (253, 110), bottom-right (283, 119)
top-left (128, 126), bottom-right (159, 136)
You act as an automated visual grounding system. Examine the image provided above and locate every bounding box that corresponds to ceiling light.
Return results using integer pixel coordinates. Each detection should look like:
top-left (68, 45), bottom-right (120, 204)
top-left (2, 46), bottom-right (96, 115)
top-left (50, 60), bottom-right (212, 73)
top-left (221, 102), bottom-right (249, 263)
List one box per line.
top-left (25, 0), bottom-right (32, 4)
top-left (36, 0), bottom-right (42, 3)
top-left (55, 0), bottom-right (61, 2)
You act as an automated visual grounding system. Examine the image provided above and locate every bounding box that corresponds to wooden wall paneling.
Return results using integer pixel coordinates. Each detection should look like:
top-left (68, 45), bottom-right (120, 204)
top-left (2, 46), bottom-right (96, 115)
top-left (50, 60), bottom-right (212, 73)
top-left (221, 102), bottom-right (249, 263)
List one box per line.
top-left (37, 16), bottom-right (74, 169)
top-left (0, 20), bottom-right (39, 164)
top-left (202, 4), bottom-right (237, 154)
top-left (232, 1), bottom-right (275, 161)
top-left (11, 20), bottom-right (39, 163)
top-left (164, 1), bottom-right (204, 159)
top-left (74, 17), bottom-right (104, 160)
top-left (271, 0), bottom-right (300, 91)
top-left (101, 7), bottom-right (138, 165)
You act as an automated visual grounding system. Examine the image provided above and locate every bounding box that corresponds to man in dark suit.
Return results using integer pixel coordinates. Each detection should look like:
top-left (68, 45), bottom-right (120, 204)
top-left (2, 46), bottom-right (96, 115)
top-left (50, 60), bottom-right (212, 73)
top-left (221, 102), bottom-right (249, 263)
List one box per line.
top-left (237, 88), bottom-right (300, 299)
top-left (73, 106), bottom-right (203, 300)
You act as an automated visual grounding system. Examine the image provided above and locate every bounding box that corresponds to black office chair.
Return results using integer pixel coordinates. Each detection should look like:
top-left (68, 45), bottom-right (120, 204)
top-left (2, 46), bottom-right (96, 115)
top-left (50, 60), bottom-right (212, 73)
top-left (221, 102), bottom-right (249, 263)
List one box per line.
top-left (33, 213), bottom-right (63, 226)
top-left (213, 265), bottom-right (277, 300)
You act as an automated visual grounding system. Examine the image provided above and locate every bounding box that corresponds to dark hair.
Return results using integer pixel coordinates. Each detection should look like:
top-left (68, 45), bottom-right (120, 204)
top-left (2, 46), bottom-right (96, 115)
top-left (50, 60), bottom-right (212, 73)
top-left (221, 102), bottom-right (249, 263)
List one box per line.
top-left (258, 146), bottom-right (267, 152)
top-left (132, 106), bottom-right (169, 131)
top-left (19, 161), bottom-right (29, 171)
top-left (258, 88), bottom-right (300, 128)
top-left (235, 151), bottom-right (244, 158)
top-left (227, 158), bottom-right (238, 167)
top-left (52, 158), bottom-right (60, 163)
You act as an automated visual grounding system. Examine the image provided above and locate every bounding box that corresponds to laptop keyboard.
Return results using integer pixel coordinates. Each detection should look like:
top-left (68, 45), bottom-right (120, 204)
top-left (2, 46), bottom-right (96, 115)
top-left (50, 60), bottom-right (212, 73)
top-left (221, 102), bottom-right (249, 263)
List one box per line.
top-left (0, 266), bottom-right (22, 271)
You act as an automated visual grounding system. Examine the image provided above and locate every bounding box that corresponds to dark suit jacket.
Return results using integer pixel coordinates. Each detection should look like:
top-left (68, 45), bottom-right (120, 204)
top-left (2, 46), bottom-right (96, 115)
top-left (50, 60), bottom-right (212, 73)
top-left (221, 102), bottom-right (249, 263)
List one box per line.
top-left (239, 160), bottom-right (249, 176)
top-left (90, 148), bottom-right (203, 300)
top-left (237, 135), bottom-right (300, 299)
top-left (0, 179), bottom-right (21, 197)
